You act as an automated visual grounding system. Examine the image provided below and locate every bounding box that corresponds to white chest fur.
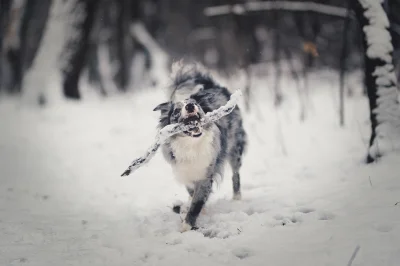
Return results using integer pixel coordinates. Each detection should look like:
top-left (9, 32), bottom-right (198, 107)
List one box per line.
top-left (169, 131), bottom-right (215, 185)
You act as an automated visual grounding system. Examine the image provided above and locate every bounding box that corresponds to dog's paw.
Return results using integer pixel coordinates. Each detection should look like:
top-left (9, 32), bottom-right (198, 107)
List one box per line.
top-left (233, 193), bottom-right (242, 201)
top-left (172, 199), bottom-right (192, 215)
top-left (172, 200), bottom-right (184, 214)
top-left (172, 205), bottom-right (181, 214)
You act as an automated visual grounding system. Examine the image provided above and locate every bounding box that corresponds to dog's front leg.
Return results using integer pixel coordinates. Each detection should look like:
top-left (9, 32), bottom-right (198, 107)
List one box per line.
top-left (181, 178), bottom-right (213, 232)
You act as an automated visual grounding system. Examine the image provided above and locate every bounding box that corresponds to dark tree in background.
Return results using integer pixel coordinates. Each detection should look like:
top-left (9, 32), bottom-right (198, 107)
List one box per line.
top-left (339, 2), bottom-right (351, 126)
top-left (22, 0), bottom-right (52, 72)
top-left (387, 0), bottom-right (400, 82)
top-left (113, 0), bottom-right (133, 91)
top-left (3, 0), bottom-right (22, 94)
top-left (1, 0), bottom-right (51, 94)
top-left (0, 0), bottom-right (377, 99)
top-left (87, 3), bottom-right (106, 96)
top-left (272, 11), bottom-right (283, 107)
top-left (0, 0), bottom-right (399, 162)
top-left (0, 0), bottom-right (13, 92)
top-left (62, 0), bottom-right (99, 99)
top-left (17, 0), bottom-right (51, 93)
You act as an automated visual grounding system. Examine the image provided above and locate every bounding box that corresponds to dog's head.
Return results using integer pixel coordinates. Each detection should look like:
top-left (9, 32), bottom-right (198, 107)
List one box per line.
top-left (153, 98), bottom-right (206, 138)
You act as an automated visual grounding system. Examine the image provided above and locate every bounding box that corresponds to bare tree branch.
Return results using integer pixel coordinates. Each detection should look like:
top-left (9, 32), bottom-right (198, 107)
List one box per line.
top-left (339, 3), bottom-right (351, 126)
top-left (204, 1), bottom-right (348, 18)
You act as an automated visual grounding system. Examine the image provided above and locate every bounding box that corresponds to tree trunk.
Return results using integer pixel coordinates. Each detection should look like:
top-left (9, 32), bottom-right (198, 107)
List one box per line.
top-left (11, 0), bottom-right (37, 94)
top-left (4, 0), bottom-right (24, 94)
top-left (339, 3), bottom-right (351, 127)
top-left (231, 5), bottom-right (260, 111)
top-left (87, 0), bottom-right (106, 96)
top-left (12, 0), bottom-right (52, 94)
top-left (114, 0), bottom-right (132, 91)
top-left (62, 0), bottom-right (98, 100)
top-left (295, 12), bottom-right (320, 115)
top-left (283, 47), bottom-right (306, 121)
top-left (387, 0), bottom-right (400, 85)
top-left (273, 26), bottom-right (283, 107)
top-left (352, 0), bottom-right (400, 163)
top-left (87, 39), bottom-right (107, 96)
top-left (22, 0), bottom-right (52, 72)
top-left (0, 0), bottom-right (13, 92)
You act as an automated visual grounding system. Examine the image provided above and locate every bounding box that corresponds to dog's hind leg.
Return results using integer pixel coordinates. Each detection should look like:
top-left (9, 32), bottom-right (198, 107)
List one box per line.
top-left (229, 140), bottom-right (245, 200)
top-left (181, 178), bottom-right (213, 232)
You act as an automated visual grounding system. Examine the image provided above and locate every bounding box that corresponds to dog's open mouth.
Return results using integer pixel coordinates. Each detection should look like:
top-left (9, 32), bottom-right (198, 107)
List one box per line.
top-left (183, 114), bottom-right (203, 138)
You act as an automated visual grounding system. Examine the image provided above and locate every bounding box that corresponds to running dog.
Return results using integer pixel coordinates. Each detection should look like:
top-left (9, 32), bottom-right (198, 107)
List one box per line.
top-left (153, 62), bottom-right (247, 232)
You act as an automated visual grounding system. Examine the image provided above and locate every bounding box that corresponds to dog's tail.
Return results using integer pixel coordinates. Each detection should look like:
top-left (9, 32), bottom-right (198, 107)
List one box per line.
top-left (168, 60), bottom-right (218, 101)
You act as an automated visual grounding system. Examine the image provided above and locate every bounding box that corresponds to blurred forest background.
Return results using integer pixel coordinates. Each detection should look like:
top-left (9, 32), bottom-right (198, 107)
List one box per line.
top-left (0, 0), bottom-right (399, 117)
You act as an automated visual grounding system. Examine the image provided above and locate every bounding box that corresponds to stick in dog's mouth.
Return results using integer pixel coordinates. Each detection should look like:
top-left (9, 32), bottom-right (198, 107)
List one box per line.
top-left (183, 114), bottom-right (203, 137)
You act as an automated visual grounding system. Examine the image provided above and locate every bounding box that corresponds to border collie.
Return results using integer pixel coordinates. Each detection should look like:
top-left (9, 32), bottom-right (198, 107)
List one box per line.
top-left (153, 62), bottom-right (247, 232)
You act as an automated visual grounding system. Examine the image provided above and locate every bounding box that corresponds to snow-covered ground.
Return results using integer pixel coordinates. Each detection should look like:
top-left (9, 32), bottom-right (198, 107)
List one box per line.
top-left (0, 75), bottom-right (399, 266)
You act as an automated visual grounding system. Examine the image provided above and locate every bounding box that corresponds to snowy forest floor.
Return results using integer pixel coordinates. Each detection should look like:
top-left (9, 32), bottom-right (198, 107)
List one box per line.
top-left (0, 75), bottom-right (400, 266)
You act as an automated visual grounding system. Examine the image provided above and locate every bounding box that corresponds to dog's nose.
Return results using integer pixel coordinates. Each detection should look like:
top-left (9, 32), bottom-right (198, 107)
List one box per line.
top-left (185, 103), bottom-right (195, 113)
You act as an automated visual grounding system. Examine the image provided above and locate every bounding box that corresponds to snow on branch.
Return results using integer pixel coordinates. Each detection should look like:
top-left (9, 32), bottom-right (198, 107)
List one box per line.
top-left (120, 90), bottom-right (243, 177)
top-left (204, 1), bottom-right (348, 18)
top-left (361, 0), bottom-right (393, 62)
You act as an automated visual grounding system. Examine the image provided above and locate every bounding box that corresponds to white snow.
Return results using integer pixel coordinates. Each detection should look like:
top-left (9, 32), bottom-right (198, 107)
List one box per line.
top-left (361, 0), bottom-right (393, 63)
top-left (1, 73), bottom-right (400, 266)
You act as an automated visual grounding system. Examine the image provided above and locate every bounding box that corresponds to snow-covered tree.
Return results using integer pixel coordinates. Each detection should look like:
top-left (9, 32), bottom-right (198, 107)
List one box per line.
top-left (21, 0), bottom-right (64, 105)
top-left (352, 0), bottom-right (400, 162)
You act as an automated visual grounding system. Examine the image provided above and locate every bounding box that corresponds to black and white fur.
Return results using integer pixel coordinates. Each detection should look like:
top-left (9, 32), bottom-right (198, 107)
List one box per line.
top-left (153, 62), bottom-right (247, 232)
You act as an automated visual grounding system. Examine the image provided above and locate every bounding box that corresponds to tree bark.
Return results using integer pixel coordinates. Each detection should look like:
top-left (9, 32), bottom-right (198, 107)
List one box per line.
top-left (0, 0), bottom-right (13, 92)
top-left (339, 3), bottom-right (351, 127)
top-left (115, 0), bottom-right (132, 91)
top-left (283, 47), bottom-right (306, 121)
top-left (4, 0), bottom-right (24, 94)
top-left (352, 0), bottom-right (400, 163)
top-left (22, 0), bottom-right (52, 72)
top-left (12, 0), bottom-right (52, 94)
top-left (87, 0), bottom-right (106, 96)
top-left (62, 0), bottom-right (98, 100)
top-left (273, 18), bottom-right (283, 107)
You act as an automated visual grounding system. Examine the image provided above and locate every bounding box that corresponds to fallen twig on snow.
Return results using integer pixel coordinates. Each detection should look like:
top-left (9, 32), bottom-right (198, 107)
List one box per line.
top-left (347, 245), bottom-right (360, 266)
top-left (120, 90), bottom-right (242, 177)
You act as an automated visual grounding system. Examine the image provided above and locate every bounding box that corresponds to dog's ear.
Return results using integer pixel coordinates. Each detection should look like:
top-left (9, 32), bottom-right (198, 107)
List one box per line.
top-left (153, 102), bottom-right (171, 112)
